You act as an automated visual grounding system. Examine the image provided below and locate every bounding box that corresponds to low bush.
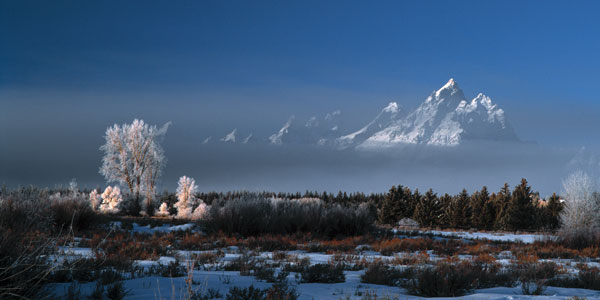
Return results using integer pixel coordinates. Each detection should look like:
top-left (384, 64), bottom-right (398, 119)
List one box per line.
top-left (299, 264), bottom-right (345, 283)
top-left (401, 260), bottom-right (516, 297)
top-left (548, 265), bottom-right (600, 290)
top-left (106, 281), bottom-right (128, 300)
top-left (225, 282), bottom-right (298, 300)
top-left (517, 262), bottom-right (558, 295)
top-left (50, 196), bottom-right (99, 232)
top-left (0, 188), bottom-right (56, 299)
top-left (402, 262), bottom-right (479, 297)
top-left (226, 285), bottom-right (266, 300)
top-left (360, 262), bottom-right (407, 286)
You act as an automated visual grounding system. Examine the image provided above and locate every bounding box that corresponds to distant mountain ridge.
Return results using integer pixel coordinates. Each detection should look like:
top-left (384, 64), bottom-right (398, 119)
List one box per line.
top-left (204, 79), bottom-right (520, 149)
top-left (348, 78), bottom-right (518, 149)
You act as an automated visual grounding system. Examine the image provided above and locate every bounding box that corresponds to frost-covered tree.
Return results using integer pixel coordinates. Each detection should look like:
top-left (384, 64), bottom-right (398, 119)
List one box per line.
top-left (99, 186), bottom-right (122, 214)
top-left (99, 119), bottom-right (170, 214)
top-left (155, 202), bottom-right (170, 217)
top-left (69, 178), bottom-right (78, 196)
top-left (559, 171), bottom-right (600, 246)
top-left (175, 176), bottom-right (198, 219)
top-left (89, 189), bottom-right (101, 211)
top-left (191, 201), bottom-right (208, 220)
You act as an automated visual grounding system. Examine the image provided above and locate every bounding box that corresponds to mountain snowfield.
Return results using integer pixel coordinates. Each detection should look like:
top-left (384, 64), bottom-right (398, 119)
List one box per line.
top-left (206, 79), bottom-right (519, 149)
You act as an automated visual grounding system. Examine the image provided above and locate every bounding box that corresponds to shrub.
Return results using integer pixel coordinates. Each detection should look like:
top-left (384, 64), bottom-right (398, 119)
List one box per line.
top-left (226, 285), bottom-right (266, 300)
top-left (299, 264), bottom-right (345, 283)
top-left (265, 281), bottom-right (298, 300)
top-left (360, 262), bottom-right (406, 286)
top-left (106, 281), bottom-right (128, 300)
top-left (515, 261), bottom-right (560, 294)
top-left (50, 196), bottom-right (99, 231)
top-left (549, 265), bottom-right (600, 290)
top-left (0, 189), bottom-right (56, 299)
top-left (160, 260), bottom-right (186, 277)
top-left (401, 261), bottom-right (500, 297)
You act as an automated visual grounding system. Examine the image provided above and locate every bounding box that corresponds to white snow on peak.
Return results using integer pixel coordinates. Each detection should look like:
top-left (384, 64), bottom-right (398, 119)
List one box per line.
top-left (221, 129), bottom-right (237, 143)
top-left (242, 133), bottom-right (253, 144)
top-left (383, 102), bottom-right (399, 113)
top-left (269, 116), bottom-right (294, 145)
top-left (336, 101), bottom-right (403, 149)
top-left (434, 78), bottom-right (460, 98)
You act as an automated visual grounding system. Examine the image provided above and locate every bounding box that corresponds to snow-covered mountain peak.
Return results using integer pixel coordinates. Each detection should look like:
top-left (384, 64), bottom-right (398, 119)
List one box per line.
top-left (221, 129), bottom-right (237, 143)
top-left (434, 78), bottom-right (461, 98)
top-left (356, 79), bottom-right (519, 149)
top-left (383, 102), bottom-right (399, 113)
top-left (473, 93), bottom-right (494, 110)
top-left (269, 116), bottom-right (294, 145)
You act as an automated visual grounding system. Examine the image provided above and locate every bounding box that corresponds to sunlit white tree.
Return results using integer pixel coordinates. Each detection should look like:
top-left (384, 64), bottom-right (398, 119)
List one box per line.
top-left (89, 189), bottom-right (101, 211)
top-left (99, 186), bottom-right (123, 214)
top-left (560, 171), bottom-right (600, 243)
top-left (175, 176), bottom-right (198, 219)
top-left (191, 201), bottom-right (208, 220)
top-left (155, 202), bottom-right (170, 217)
top-left (99, 119), bottom-right (170, 214)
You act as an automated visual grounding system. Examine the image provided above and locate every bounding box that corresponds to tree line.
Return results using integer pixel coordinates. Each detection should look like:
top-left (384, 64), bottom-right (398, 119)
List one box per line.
top-left (379, 178), bottom-right (563, 231)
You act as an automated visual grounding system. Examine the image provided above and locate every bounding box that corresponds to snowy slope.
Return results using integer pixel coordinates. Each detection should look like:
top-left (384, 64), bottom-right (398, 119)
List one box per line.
top-left (336, 102), bottom-right (403, 149)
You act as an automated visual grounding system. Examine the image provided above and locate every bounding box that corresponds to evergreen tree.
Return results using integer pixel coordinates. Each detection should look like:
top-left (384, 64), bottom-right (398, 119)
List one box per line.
top-left (470, 187), bottom-right (489, 229)
top-left (409, 189), bottom-right (421, 220)
top-left (438, 193), bottom-right (453, 228)
top-left (446, 189), bottom-right (470, 229)
top-left (505, 178), bottom-right (535, 230)
top-left (414, 189), bottom-right (441, 227)
top-left (481, 191), bottom-right (497, 230)
top-left (545, 193), bottom-right (563, 230)
top-left (379, 186), bottom-right (398, 225)
top-left (379, 185), bottom-right (412, 225)
top-left (494, 183), bottom-right (512, 230)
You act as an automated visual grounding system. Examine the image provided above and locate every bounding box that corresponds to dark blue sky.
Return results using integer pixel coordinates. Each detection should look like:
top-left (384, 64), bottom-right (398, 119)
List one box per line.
top-left (2, 1), bottom-right (600, 193)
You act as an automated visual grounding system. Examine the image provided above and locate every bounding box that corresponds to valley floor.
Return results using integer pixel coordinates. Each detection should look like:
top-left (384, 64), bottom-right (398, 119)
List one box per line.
top-left (46, 223), bottom-right (600, 299)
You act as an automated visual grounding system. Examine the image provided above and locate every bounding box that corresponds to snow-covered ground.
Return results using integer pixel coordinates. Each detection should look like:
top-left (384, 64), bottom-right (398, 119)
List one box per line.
top-left (46, 224), bottom-right (600, 299)
top-left (401, 229), bottom-right (551, 244)
top-left (48, 268), bottom-right (600, 300)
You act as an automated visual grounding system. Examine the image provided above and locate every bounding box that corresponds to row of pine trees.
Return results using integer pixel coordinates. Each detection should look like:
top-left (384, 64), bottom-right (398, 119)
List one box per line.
top-left (379, 178), bottom-right (563, 231)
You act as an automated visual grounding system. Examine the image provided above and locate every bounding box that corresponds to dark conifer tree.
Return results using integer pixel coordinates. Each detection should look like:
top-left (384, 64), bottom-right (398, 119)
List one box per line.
top-left (506, 178), bottom-right (535, 230)
top-left (481, 191), bottom-right (497, 230)
top-left (545, 193), bottom-right (563, 230)
top-left (438, 193), bottom-right (452, 228)
top-left (379, 186), bottom-right (398, 225)
top-left (470, 187), bottom-right (489, 228)
top-left (446, 189), bottom-right (472, 229)
top-left (494, 183), bottom-right (512, 230)
top-left (408, 189), bottom-right (421, 220)
top-left (414, 189), bottom-right (441, 227)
